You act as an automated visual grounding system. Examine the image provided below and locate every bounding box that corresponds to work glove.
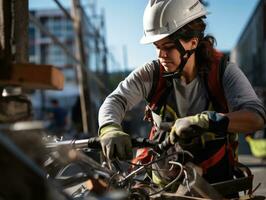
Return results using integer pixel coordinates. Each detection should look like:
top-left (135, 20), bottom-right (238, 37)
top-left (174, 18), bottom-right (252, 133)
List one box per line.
top-left (99, 124), bottom-right (132, 160)
top-left (170, 111), bottom-right (229, 144)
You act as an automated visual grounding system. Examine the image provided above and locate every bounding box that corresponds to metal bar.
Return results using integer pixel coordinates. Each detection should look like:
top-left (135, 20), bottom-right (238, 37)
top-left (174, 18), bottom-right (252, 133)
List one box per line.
top-left (80, 7), bottom-right (98, 37)
top-left (81, 7), bottom-right (109, 89)
top-left (80, 6), bottom-right (106, 44)
top-left (46, 139), bottom-right (89, 150)
top-left (29, 13), bottom-right (79, 65)
top-left (53, 0), bottom-right (73, 21)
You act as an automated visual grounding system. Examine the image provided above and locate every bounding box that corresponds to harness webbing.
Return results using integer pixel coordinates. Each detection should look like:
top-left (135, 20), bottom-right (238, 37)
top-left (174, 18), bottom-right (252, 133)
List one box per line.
top-left (205, 51), bottom-right (229, 113)
top-left (199, 144), bottom-right (226, 173)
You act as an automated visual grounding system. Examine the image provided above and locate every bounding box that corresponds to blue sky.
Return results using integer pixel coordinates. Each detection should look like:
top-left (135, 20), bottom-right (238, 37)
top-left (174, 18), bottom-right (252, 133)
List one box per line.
top-left (29, 0), bottom-right (260, 71)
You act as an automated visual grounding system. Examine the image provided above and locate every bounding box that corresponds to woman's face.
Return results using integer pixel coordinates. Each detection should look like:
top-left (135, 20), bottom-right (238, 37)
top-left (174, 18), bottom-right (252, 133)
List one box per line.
top-left (154, 37), bottom-right (190, 72)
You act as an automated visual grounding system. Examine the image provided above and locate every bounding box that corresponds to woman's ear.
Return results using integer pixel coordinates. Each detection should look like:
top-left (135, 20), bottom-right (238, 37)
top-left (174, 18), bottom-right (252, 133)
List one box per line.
top-left (191, 37), bottom-right (199, 49)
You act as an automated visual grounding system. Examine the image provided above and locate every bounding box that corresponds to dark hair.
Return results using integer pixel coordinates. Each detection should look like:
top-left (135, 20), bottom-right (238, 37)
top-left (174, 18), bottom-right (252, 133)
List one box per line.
top-left (169, 18), bottom-right (217, 76)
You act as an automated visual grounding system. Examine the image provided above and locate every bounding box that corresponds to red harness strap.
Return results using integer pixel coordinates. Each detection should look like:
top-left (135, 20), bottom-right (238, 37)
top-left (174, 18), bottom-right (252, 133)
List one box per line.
top-left (199, 141), bottom-right (238, 174)
top-left (131, 148), bottom-right (152, 165)
top-left (199, 144), bottom-right (226, 173)
top-left (131, 126), bottom-right (157, 165)
top-left (149, 64), bottom-right (167, 110)
top-left (207, 51), bottom-right (229, 112)
top-left (133, 63), bottom-right (167, 165)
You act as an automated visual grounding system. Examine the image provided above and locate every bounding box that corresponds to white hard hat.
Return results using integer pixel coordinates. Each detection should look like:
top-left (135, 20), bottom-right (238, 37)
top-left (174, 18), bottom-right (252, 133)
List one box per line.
top-left (140, 0), bottom-right (208, 44)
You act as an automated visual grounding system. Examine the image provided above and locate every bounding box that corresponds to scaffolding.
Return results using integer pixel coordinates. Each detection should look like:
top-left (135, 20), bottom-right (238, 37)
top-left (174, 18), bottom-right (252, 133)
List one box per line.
top-left (0, 0), bottom-right (118, 136)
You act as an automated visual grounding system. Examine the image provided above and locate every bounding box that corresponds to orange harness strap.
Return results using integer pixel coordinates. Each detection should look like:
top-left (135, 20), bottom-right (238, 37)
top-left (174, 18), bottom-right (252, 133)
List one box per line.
top-left (131, 126), bottom-right (157, 165)
top-left (199, 144), bottom-right (226, 173)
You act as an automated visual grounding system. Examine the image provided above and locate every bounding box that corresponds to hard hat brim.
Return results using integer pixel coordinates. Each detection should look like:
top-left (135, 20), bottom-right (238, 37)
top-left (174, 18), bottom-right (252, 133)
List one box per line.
top-left (140, 33), bottom-right (169, 44)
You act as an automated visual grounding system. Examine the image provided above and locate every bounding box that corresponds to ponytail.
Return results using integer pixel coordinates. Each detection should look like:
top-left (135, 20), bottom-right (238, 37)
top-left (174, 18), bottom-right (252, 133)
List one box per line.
top-left (196, 35), bottom-right (217, 76)
top-left (169, 17), bottom-right (218, 77)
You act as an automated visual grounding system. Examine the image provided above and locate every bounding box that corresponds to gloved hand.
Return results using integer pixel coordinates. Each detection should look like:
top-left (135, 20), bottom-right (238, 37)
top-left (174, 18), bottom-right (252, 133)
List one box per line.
top-left (169, 111), bottom-right (229, 144)
top-left (99, 124), bottom-right (132, 160)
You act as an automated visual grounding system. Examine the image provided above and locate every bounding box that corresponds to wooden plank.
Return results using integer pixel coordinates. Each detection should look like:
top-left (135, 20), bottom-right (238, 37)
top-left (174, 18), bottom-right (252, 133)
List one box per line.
top-left (0, 63), bottom-right (64, 90)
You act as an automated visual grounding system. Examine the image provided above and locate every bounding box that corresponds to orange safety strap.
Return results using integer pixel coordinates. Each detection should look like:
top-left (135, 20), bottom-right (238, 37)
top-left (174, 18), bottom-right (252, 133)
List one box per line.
top-left (207, 51), bottom-right (229, 113)
top-left (131, 126), bottom-right (157, 165)
top-left (131, 148), bottom-right (152, 166)
top-left (149, 64), bottom-right (167, 110)
top-left (199, 144), bottom-right (226, 173)
top-left (199, 141), bottom-right (237, 174)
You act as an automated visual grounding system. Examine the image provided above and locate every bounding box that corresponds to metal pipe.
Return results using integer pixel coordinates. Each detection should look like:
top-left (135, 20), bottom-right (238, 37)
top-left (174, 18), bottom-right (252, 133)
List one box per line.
top-left (46, 139), bottom-right (89, 150)
top-left (53, 0), bottom-right (73, 21)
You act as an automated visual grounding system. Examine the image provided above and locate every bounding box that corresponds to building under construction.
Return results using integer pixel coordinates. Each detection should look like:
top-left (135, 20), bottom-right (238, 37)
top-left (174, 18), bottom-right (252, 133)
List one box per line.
top-left (29, 7), bottom-right (109, 135)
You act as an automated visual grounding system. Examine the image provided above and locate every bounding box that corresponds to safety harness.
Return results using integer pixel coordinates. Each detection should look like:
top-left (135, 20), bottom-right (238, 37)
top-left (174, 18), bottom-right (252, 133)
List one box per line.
top-left (133, 50), bottom-right (239, 175)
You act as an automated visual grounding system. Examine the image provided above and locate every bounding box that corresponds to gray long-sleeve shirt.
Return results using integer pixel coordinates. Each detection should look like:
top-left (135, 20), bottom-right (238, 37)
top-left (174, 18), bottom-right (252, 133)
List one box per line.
top-left (98, 60), bottom-right (266, 128)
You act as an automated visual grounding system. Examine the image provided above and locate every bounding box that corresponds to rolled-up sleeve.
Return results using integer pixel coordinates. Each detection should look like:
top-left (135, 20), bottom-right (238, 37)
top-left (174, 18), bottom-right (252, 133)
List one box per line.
top-left (223, 62), bottom-right (266, 122)
top-left (98, 61), bottom-right (155, 128)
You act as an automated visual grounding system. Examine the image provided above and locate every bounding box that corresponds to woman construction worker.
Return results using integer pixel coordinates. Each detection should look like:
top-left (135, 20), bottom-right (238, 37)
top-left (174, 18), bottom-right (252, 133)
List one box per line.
top-left (98, 0), bottom-right (266, 197)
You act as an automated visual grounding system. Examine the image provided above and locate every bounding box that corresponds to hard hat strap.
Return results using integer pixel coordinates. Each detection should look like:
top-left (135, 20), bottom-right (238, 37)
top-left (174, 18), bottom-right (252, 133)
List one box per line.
top-left (162, 40), bottom-right (196, 79)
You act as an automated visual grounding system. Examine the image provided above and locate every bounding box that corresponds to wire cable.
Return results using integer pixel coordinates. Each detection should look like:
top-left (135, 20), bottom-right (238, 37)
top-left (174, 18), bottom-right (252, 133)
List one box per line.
top-left (148, 161), bottom-right (184, 197)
